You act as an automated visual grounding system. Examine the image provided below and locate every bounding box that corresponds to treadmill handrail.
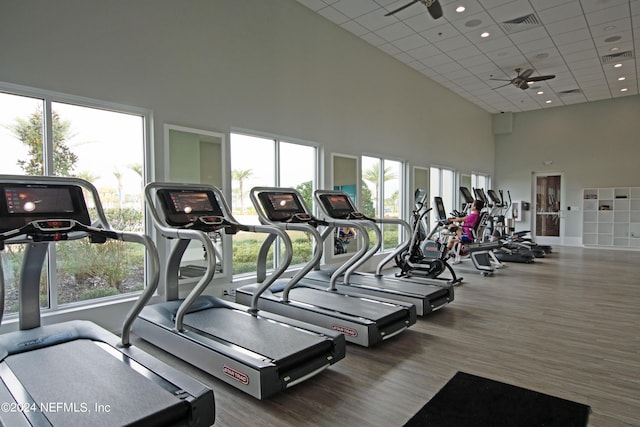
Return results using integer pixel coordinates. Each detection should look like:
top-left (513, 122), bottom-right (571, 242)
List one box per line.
top-left (313, 190), bottom-right (380, 284)
top-left (145, 182), bottom-right (293, 316)
top-left (312, 189), bottom-right (413, 279)
top-left (373, 217), bottom-right (412, 276)
top-left (0, 175), bottom-right (161, 347)
top-left (250, 186), bottom-right (371, 291)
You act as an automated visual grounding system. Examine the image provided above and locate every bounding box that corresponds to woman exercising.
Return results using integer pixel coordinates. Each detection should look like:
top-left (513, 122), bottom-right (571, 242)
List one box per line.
top-left (446, 199), bottom-right (485, 253)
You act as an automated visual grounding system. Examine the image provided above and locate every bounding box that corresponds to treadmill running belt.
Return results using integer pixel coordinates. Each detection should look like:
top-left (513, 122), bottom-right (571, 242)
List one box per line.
top-left (184, 308), bottom-right (332, 369)
top-left (286, 287), bottom-right (408, 324)
top-left (5, 339), bottom-right (188, 427)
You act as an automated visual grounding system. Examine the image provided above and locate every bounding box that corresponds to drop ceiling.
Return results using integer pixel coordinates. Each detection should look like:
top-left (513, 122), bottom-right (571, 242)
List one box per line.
top-left (295, 0), bottom-right (639, 113)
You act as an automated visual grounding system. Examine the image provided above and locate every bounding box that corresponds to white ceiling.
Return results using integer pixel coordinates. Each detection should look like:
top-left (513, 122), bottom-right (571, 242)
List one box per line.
top-left (295, 0), bottom-right (639, 113)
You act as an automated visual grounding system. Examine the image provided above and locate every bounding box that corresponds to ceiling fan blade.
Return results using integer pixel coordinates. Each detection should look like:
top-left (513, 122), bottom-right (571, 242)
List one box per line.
top-left (426, 0), bottom-right (443, 19)
top-left (384, 0), bottom-right (420, 16)
top-left (519, 68), bottom-right (534, 80)
top-left (492, 82), bottom-right (513, 89)
top-left (489, 78), bottom-right (513, 82)
top-left (527, 75), bottom-right (556, 82)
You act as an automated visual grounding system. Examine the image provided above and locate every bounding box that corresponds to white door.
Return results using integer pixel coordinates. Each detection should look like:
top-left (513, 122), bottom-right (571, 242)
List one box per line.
top-left (533, 172), bottom-right (564, 245)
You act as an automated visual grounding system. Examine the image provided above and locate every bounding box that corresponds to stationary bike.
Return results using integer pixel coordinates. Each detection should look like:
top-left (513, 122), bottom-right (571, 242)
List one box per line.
top-left (394, 190), bottom-right (462, 285)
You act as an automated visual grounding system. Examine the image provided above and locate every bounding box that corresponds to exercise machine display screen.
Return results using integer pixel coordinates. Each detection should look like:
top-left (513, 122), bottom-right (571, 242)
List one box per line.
top-left (487, 189), bottom-right (501, 204)
top-left (317, 194), bottom-right (356, 219)
top-left (414, 188), bottom-right (428, 205)
top-left (157, 189), bottom-right (223, 226)
top-left (258, 192), bottom-right (304, 221)
top-left (460, 187), bottom-right (473, 204)
top-left (434, 197), bottom-right (447, 222)
top-left (0, 184), bottom-right (90, 232)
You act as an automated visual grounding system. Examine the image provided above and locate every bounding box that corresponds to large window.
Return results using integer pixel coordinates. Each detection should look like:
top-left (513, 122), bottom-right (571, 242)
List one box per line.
top-left (472, 172), bottom-right (491, 195)
top-left (0, 86), bottom-right (148, 314)
top-left (230, 132), bottom-right (318, 275)
top-left (361, 156), bottom-right (404, 252)
top-left (430, 166), bottom-right (456, 218)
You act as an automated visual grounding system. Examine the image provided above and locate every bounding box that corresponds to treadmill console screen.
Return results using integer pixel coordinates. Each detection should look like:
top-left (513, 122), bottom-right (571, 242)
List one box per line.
top-left (258, 192), bottom-right (304, 221)
top-left (434, 197), bottom-right (447, 222)
top-left (317, 194), bottom-right (356, 219)
top-left (0, 184), bottom-right (90, 232)
top-left (157, 189), bottom-right (223, 227)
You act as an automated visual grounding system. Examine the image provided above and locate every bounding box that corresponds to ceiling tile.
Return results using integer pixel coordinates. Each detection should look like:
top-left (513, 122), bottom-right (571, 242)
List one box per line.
top-left (361, 32), bottom-right (386, 46)
top-left (331, 0), bottom-right (379, 18)
top-left (340, 20), bottom-right (370, 36)
top-left (545, 15), bottom-right (588, 35)
top-left (355, 8), bottom-right (397, 31)
top-left (585, 4), bottom-right (632, 26)
top-left (529, 0), bottom-right (576, 12)
top-left (507, 26), bottom-right (548, 45)
top-left (552, 28), bottom-right (592, 45)
top-left (296, 0), bottom-right (638, 113)
top-left (486, 0), bottom-right (536, 24)
top-left (393, 33), bottom-right (429, 51)
top-left (376, 21), bottom-right (415, 41)
top-left (406, 43), bottom-right (442, 60)
top-left (420, 22), bottom-right (462, 40)
top-left (447, 45), bottom-right (484, 61)
top-left (536, 2), bottom-right (583, 25)
top-left (432, 34), bottom-right (473, 51)
top-left (317, 6), bottom-right (350, 24)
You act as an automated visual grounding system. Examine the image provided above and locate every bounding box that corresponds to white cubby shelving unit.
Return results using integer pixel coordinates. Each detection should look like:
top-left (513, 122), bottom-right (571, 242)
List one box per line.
top-left (582, 187), bottom-right (640, 249)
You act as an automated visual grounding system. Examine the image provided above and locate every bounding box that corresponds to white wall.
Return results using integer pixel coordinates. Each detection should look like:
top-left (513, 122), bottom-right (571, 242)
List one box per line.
top-left (494, 95), bottom-right (640, 242)
top-left (0, 0), bottom-right (494, 183)
top-left (0, 0), bottom-right (495, 331)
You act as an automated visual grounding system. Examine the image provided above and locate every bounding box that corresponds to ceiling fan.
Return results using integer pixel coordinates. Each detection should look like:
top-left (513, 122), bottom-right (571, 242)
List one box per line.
top-left (490, 68), bottom-right (556, 90)
top-left (384, 0), bottom-right (443, 20)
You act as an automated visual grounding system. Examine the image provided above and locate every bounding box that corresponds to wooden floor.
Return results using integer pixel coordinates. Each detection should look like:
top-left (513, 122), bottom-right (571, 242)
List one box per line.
top-left (132, 246), bottom-right (640, 426)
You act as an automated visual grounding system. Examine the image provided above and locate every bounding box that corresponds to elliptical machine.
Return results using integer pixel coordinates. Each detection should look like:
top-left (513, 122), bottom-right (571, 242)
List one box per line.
top-left (394, 189), bottom-right (462, 285)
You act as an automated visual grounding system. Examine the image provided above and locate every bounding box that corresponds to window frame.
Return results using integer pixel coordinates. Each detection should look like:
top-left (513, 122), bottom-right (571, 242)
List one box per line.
top-left (0, 81), bottom-right (154, 314)
top-left (229, 129), bottom-right (321, 280)
top-left (361, 154), bottom-right (407, 253)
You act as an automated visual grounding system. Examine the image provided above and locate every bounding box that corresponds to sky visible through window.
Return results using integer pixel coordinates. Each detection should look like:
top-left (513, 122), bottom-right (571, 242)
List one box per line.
top-left (0, 92), bottom-right (143, 197)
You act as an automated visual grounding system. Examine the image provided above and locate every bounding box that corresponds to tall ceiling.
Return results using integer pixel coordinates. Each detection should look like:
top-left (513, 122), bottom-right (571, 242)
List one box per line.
top-left (295, 0), bottom-right (639, 113)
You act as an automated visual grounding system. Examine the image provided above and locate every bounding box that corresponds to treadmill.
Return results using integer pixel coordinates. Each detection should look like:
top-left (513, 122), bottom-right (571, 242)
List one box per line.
top-left (0, 175), bottom-right (214, 427)
top-left (235, 187), bottom-right (417, 347)
top-left (310, 190), bottom-right (454, 316)
top-left (132, 183), bottom-right (345, 400)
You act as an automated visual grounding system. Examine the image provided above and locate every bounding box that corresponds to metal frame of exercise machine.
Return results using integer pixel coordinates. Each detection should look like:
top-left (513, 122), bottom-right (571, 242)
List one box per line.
top-left (234, 187), bottom-right (417, 347)
top-left (132, 182), bottom-right (345, 400)
top-left (0, 175), bottom-right (214, 427)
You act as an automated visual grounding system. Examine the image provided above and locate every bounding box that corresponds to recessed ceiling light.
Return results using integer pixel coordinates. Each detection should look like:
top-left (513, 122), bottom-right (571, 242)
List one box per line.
top-left (546, 100), bottom-right (552, 104)
top-left (537, 91), bottom-right (544, 95)
top-left (621, 88), bottom-right (628, 92)
top-left (481, 32), bottom-right (490, 38)
top-left (456, 6), bottom-right (466, 13)
top-left (604, 25), bottom-right (616, 31)
top-left (610, 47), bottom-right (619, 52)
top-left (614, 63), bottom-right (622, 68)
top-left (618, 77), bottom-right (626, 81)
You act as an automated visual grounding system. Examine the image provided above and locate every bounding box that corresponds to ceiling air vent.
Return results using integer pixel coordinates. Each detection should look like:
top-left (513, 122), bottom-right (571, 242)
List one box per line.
top-left (501, 13), bottom-right (541, 34)
top-left (601, 50), bottom-right (634, 64)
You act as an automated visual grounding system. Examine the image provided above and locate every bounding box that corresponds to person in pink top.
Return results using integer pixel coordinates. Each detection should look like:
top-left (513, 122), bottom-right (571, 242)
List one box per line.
top-left (446, 199), bottom-right (485, 253)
